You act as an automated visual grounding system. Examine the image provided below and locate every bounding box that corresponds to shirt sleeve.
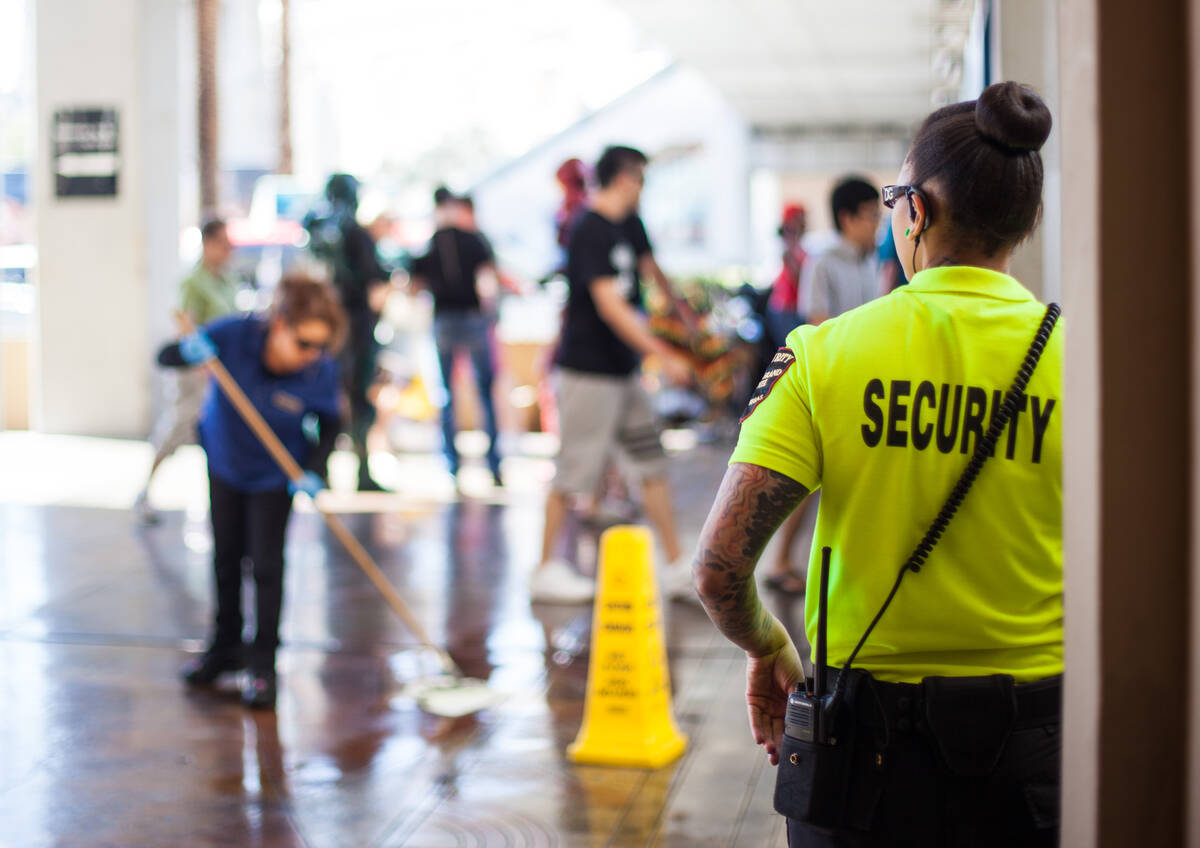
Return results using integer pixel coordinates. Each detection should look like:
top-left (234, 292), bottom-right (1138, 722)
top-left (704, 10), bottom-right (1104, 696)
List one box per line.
top-left (202, 314), bottom-right (241, 355)
top-left (628, 215), bottom-right (653, 258)
top-left (409, 247), bottom-right (432, 281)
top-left (729, 327), bottom-right (822, 491)
top-left (808, 256), bottom-right (835, 319)
top-left (179, 271), bottom-right (215, 325)
top-left (576, 224), bottom-right (618, 286)
top-left (473, 232), bottom-right (494, 264)
top-left (346, 225), bottom-right (386, 283)
top-left (156, 341), bottom-right (187, 368)
top-left (307, 359), bottom-right (341, 418)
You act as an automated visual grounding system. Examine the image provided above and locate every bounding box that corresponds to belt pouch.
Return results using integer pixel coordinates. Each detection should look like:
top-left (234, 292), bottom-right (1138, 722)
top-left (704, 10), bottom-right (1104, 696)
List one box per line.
top-left (922, 674), bottom-right (1017, 777)
top-left (773, 674), bottom-right (859, 827)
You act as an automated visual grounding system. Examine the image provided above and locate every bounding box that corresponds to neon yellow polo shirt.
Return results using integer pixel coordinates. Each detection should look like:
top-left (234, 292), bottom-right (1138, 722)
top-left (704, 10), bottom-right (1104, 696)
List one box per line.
top-left (731, 266), bottom-right (1063, 683)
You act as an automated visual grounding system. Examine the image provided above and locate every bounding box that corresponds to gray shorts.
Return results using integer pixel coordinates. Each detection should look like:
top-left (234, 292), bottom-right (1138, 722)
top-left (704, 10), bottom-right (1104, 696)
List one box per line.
top-left (553, 368), bottom-right (667, 495)
top-left (149, 368), bottom-right (208, 459)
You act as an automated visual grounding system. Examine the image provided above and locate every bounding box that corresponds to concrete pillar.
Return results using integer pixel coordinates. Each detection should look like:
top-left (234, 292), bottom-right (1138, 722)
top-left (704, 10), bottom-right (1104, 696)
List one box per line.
top-left (33, 0), bottom-right (181, 437)
top-left (1059, 1), bottom-right (1192, 845)
top-left (991, 0), bottom-right (1060, 302)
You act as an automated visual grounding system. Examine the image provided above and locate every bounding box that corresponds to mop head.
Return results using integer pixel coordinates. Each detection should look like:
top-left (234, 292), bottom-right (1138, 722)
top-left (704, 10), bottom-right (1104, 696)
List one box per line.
top-left (401, 675), bottom-right (505, 718)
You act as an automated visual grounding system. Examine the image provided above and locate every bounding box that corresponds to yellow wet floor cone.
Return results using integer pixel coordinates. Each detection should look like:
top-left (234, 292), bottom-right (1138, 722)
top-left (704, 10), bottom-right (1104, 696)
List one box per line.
top-left (567, 525), bottom-right (688, 768)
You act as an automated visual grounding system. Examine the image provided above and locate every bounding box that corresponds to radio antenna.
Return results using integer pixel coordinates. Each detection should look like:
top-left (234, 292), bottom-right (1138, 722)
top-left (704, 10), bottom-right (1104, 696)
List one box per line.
top-left (814, 546), bottom-right (831, 698)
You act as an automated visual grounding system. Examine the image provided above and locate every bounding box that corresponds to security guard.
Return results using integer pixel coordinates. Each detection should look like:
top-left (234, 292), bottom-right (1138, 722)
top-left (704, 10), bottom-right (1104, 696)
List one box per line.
top-left (693, 81), bottom-right (1062, 846)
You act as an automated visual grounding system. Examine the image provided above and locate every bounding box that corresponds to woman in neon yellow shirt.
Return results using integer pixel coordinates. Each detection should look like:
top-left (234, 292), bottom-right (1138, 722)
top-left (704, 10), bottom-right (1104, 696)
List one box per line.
top-left (694, 81), bottom-right (1062, 845)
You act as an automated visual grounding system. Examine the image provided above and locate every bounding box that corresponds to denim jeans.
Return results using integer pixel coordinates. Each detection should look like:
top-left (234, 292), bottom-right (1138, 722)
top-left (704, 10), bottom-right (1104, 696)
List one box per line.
top-left (433, 309), bottom-right (501, 476)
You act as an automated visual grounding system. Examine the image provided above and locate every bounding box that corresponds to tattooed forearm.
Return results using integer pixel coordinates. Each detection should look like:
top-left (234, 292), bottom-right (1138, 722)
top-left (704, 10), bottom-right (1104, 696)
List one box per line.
top-left (693, 463), bottom-right (809, 655)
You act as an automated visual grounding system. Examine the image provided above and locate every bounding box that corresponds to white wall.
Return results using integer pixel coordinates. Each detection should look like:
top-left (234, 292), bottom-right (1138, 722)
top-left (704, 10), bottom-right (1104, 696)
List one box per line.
top-left (34, 0), bottom-right (180, 437)
top-left (992, 0), bottom-right (1060, 302)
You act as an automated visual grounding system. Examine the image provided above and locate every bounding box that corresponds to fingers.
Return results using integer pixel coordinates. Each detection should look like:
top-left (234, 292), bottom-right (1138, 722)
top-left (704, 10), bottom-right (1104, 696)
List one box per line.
top-left (749, 705), bottom-right (781, 746)
top-left (761, 718), bottom-right (782, 765)
top-left (749, 701), bottom-right (788, 766)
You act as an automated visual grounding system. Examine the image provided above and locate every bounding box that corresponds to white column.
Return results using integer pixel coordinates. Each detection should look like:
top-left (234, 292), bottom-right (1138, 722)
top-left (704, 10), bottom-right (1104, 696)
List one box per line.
top-left (33, 0), bottom-right (180, 437)
top-left (991, 0), bottom-right (1060, 302)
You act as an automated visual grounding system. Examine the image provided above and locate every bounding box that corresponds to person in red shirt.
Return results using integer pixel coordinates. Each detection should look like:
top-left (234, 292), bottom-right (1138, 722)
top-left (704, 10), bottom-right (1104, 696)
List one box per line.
top-left (764, 204), bottom-right (808, 350)
top-left (762, 204), bottom-right (812, 595)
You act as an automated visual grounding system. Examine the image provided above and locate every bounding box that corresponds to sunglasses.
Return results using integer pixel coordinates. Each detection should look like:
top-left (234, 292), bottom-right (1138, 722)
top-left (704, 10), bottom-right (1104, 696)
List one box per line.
top-left (292, 332), bottom-right (329, 353)
top-left (881, 184), bottom-right (917, 208)
top-left (881, 184), bottom-right (933, 227)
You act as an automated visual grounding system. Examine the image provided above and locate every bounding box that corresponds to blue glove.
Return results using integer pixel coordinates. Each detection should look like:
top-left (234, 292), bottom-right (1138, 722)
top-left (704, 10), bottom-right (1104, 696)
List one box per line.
top-left (288, 471), bottom-right (325, 498)
top-left (179, 331), bottom-right (217, 365)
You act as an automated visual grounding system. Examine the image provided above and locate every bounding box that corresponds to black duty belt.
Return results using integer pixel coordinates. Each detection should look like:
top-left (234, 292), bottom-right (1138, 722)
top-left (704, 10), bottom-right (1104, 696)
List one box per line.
top-left (819, 668), bottom-right (1062, 734)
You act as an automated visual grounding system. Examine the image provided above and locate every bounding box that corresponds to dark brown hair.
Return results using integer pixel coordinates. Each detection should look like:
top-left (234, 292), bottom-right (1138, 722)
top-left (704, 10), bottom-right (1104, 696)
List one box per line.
top-left (271, 272), bottom-right (348, 353)
top-left (595, 145), bottom-right (648, 188)
top-left (200, 218), bottom-right (226, 242)
top-left (830, 176), bottom-right (879, 233)
top-left (908, 81), bottom-right (1053, 256)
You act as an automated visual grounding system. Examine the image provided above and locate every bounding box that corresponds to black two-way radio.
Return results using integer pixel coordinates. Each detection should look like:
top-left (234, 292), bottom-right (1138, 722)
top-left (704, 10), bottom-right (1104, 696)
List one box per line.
top-left (774, 545), bottom-right (848, 825)
top-left (784, 546), bottom-right (836, 745)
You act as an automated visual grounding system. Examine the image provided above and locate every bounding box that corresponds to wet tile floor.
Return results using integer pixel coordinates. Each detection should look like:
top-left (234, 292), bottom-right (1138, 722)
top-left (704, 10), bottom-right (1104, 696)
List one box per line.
top-left (0, 435), bottom-right (809, 847)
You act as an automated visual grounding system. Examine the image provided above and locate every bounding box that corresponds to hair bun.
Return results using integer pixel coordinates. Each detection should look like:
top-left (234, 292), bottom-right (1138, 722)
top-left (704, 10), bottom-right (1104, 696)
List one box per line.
top-left (975, 81), bottom-right (1052, 152)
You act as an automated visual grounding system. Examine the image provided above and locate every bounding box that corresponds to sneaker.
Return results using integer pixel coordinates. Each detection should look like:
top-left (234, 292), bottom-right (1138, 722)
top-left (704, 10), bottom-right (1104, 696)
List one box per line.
top-left (133, 491), bottom-right (160, 526)
top-left (358, 474), bottom-right (388, 492)
top-left (660, 556), bottom-right (698, 602)
top-left (242, 669), bottom-right (277, 710)
top-left (530, 559), bottom-right (595, 604)
top-left (180, 648), bottom-right (245, 687)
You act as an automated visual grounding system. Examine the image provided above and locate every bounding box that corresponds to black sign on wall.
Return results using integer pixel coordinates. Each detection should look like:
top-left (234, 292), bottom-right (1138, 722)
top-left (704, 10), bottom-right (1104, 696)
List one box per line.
top-left (53, 108), bottom-right (120, 198)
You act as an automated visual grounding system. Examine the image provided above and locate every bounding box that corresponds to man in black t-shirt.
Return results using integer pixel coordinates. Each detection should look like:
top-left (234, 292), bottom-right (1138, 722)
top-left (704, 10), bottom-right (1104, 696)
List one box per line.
top-left (410, 189), bottom-right (504, 484)
top-left (531, 145), bottom-right (694, 604)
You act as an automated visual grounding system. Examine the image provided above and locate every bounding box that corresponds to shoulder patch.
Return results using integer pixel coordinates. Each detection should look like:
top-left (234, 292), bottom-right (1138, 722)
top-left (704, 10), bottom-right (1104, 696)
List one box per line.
top-left (740, 347), bottom-right (796, 422)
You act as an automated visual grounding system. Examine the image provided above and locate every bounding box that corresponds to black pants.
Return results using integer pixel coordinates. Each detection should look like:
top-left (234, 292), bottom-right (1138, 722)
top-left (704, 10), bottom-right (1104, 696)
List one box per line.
top-left (786, 672), bottom-right (1061, 848)
top-left (339, 308), bottom-right (380, 462)
top-left (208, 471), bottom-right (293, 671)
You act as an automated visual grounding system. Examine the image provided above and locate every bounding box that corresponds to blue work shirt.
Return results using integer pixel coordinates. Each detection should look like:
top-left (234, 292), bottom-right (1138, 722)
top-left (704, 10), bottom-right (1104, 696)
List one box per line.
top-left (198, 315), bottom-right (340, 492)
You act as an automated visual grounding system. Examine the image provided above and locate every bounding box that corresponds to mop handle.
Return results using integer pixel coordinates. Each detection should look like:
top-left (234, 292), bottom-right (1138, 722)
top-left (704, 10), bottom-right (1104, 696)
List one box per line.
top-left (175, 312), bottom-right (460, 675)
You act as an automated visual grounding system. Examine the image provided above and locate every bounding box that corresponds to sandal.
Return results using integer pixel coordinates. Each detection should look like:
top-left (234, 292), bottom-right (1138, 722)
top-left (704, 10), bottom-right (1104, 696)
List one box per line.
top-left (764, 571), bottom-right (807, 595)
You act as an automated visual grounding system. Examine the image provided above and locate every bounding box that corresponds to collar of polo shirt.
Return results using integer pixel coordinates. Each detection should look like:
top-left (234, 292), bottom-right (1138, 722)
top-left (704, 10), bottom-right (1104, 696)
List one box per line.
top-left (905, 266), bottom-right (1034, 303)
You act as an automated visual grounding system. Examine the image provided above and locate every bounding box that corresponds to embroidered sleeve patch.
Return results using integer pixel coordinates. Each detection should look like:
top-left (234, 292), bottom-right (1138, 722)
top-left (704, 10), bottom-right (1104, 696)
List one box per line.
top-left (740, 347), bottom-right (796, 422)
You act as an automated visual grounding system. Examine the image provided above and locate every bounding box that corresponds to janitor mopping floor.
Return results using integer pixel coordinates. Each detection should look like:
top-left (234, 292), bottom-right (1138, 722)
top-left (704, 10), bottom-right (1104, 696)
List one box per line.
top-left (164, 273), bottom-right (497, 715)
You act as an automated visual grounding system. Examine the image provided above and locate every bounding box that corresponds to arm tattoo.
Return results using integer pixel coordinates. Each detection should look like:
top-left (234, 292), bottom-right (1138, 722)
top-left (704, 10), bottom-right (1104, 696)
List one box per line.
top-left (694, 463), bottom-right (809, 654)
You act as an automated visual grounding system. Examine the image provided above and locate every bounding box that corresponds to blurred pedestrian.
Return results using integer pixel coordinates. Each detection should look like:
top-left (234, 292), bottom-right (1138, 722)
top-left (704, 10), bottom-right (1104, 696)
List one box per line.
top-left (305, 173), bottom-right (391, 490)
top-left (410, 189), bottom-right (504, 485)
top-left (166, 273), bottom-right (345, 708)
top-left (530, 145), bottom-right (693, 604)
top-left (135, 218), bottom-right (239, 524)
top-left (764, 203), bottom-right (808, 349)
top-left (806, 176), bottom-right (882, 325)
top-left (553, 158), bottom-right (589, 275)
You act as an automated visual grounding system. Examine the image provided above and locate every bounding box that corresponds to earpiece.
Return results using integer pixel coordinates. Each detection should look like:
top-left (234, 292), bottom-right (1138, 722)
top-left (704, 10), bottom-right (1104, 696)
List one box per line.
top-left (904, 228), bottom-right (911, 237)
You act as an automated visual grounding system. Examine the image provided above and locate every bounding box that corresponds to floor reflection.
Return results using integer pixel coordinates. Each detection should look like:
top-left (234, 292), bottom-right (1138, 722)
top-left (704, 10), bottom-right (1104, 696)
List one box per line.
top-left (0, 440), bottom-right (788, 847)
